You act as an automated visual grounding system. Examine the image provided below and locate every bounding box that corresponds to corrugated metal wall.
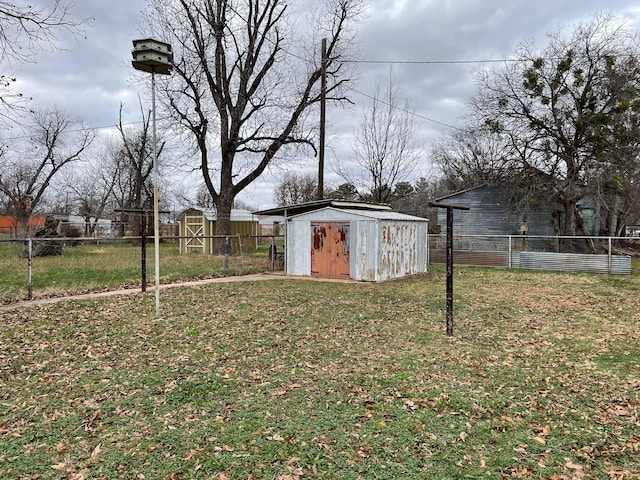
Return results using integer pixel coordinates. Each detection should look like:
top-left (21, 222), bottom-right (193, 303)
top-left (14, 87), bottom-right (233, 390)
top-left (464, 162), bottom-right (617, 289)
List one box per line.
top-left (376, 220), bottom-right (427, 282)
top-left (286, 208), bottom-right (428, 281)
top-left (436, 184), bottom-right (559, 238)
top-left (519, 252), bottom-right (631, 274)
top-left (429, 234), bottom-right (633, 275)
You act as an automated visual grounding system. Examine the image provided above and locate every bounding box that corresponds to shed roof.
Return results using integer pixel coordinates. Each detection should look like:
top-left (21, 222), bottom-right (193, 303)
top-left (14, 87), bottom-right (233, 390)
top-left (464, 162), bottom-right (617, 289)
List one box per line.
top-left (180, 208), bottom-right (257, 222)
top-left (434, 184), bottom-right (488, 204)
top-left (254, 199), bottom-right (392, 217)
top-left (289, 207), bottom-right (428, 222)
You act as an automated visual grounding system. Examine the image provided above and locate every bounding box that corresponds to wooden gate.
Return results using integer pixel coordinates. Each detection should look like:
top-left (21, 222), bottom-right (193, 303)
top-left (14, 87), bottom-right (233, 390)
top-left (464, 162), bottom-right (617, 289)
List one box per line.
top-left (181, 211), bottom-right (205, 254)
top-left (310, 222), bottom-right (350, 278)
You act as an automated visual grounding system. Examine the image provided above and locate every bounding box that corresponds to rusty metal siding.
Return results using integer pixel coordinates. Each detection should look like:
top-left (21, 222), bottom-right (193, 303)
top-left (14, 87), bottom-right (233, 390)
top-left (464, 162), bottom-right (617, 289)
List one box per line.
top-left (355, 220), bottom-right (378, 281)
top-left (377, 220), bottom-right (426, 281)
top-left (286, 207), bottom-right (428, 281)
top-left (310, 222), bottom-right (350, 278)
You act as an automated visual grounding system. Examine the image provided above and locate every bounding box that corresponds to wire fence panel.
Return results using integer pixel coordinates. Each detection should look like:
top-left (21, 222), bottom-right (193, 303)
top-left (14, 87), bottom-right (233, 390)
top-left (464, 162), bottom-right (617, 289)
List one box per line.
top-left (0, 236), bottom-right (285, 304)
top-left (0, 240), bottom-right (29, 303)
top-left (429, 234), bottom-right (638, 274)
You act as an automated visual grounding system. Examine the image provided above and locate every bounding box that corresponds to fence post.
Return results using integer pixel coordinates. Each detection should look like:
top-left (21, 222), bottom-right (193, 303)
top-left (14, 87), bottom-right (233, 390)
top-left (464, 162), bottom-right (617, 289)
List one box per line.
top-left (608, 236), bottom-right (612, 274)
top-left (27, 238), bottom-right (33, 300)
top-left (270, 236), bottom-right (276, 272)
top-left (508, 236), bottom-right (512, 269)
top-left (224, 235), bottom-right (230, 276)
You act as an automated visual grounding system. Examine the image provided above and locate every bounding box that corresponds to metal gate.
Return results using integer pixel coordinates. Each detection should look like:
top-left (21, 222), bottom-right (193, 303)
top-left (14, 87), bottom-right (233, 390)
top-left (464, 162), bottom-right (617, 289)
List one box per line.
top-left (311, 222), bottom-right (350, 278)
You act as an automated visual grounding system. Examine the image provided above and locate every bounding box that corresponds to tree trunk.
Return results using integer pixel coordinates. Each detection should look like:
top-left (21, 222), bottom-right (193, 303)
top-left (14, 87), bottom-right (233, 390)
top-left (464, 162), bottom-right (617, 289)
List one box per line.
top-left (561, 201), bottom-right (578, 252)
top-left (214, 194), bottom-right (234, 255)
top-left (607, 195), bottom-right (621, 238)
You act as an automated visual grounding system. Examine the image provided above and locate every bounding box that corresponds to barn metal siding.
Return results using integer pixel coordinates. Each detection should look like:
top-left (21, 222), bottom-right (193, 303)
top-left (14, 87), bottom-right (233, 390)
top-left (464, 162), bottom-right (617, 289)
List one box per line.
top-left (286, 219), bottom-right (312, 276)
top-left (377, 220), bottom-right (426, 281)
top-left (435, 184), bottom-right (559, 250)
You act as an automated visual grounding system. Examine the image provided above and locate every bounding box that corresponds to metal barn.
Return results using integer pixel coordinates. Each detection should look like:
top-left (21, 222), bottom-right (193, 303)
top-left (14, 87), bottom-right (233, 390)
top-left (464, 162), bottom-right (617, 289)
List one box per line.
top-left (285, 207), bottom-right (428, 282)
top-left (178, 208), bottom-right (258, 254)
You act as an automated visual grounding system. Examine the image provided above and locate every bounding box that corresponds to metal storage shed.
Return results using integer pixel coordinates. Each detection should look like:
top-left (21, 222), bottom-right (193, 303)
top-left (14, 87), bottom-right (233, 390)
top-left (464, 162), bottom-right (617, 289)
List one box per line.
top-left (285, 207), bottom-right (428, 282)
top-left (178, 208), bottom-right (258, 254)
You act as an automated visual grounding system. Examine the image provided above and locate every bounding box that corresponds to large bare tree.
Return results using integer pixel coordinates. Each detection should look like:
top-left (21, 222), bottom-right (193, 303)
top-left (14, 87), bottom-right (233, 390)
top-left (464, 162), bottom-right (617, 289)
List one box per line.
top-left (0, 107), bottom-right (93, 235)
top-left (345, 72), bottom-right (422, 203)
top-left (144, 0), bottom-right (364, 237)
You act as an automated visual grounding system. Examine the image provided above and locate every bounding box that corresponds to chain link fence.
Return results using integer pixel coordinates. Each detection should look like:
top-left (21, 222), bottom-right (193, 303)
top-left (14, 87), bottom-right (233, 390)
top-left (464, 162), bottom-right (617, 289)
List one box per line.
top-left (429, 234), bottom-right (639, 274)
top-left (0, 235), bottom-right (285, 304)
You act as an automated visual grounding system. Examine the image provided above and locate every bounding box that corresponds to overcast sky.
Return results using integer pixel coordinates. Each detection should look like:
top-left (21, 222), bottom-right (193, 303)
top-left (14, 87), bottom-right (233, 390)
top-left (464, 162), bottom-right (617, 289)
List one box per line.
top-left (9, 0), bottom-right (640, 210)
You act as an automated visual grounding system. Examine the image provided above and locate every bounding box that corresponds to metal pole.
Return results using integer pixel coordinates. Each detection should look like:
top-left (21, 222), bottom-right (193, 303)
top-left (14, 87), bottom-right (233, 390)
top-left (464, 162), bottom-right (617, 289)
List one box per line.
top-left (141, 213), bottom-right (147, 292)
top-left (152, 70), bottom-right (161, 319)
top-left (428, 202), bottom-right (468, 337)
top-left (224, 236), bottom-right (230, 276)
top-left (27, 238), bottom-right (33, 300)
top-left (446, 207), bottom-right (454, 336)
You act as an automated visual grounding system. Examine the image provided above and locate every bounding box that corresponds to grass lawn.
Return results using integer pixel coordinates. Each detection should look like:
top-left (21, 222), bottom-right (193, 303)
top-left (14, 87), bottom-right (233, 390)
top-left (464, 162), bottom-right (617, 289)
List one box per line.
top-left (1, 266), bottom-right (639, 479)
top-left (0, 242), bottom-right (277, 304)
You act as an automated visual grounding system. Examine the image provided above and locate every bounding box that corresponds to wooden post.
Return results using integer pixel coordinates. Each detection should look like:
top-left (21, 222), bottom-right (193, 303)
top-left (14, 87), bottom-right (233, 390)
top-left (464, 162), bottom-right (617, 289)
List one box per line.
top-left (429, 202), bottom-right (470, 336)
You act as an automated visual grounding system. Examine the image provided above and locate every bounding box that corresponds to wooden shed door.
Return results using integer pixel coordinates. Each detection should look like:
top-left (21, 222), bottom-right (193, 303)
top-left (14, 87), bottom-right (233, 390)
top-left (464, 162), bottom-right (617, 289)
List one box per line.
top-left (183, 211), bottom-right (205, 253)
top-left (311, 222), bottom-right (350, 278)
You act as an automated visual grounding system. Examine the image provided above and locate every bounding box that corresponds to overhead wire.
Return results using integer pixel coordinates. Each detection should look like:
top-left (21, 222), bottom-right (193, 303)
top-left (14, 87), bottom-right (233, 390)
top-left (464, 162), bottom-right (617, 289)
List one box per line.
top-left (2, 52), bottom-right (534, 142)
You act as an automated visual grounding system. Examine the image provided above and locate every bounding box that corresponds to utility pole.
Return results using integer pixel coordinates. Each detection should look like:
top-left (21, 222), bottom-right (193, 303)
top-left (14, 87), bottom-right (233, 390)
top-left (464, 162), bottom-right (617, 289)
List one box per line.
top-left (317, 37), bottom-right (327, 200)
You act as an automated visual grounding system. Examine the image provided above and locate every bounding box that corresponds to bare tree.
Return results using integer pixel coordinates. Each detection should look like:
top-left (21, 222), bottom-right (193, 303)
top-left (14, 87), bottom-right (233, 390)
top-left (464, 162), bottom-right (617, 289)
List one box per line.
top-left (0, 1), bottom-right (88, 120)
top-left (345, 72), bottom-right (422, 203)
top-left (274, 172), bottom-right (319, 206)
top-left (144, 0), bottom-right (364, 239)
top-left (431, 127), bottom-right (511, 192)
top-left (114, 102), bottom-right (167, 236)
top-left (67, 138), bottom-right (123, 236)
top-left (0, 106), bottom-right (93, 235)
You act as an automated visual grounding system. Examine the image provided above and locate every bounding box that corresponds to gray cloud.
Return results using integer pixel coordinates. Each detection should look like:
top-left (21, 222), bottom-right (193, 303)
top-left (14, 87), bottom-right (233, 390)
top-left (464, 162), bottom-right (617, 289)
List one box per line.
top-left (6, 0), bottom-right (640, 209)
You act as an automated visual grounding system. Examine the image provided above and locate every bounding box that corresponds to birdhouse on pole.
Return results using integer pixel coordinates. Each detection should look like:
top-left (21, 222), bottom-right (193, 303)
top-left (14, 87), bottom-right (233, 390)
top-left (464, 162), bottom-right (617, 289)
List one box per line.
top-left (132, 38), bottom-right (173, 75)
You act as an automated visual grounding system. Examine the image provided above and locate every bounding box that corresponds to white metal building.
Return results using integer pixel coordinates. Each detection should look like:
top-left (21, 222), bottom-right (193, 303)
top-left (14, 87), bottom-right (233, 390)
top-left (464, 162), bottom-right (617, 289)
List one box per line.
top-left (285, 206), bottom-right (428, 282)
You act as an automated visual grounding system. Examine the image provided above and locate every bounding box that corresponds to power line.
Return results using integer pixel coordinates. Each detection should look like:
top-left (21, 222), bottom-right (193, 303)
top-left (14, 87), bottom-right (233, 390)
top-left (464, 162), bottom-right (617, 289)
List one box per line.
top-left (348, 58), bottom-right (523, 65)
top-left (352, 88), bottom-right (460, 130)
top-left (0, 117), bottom-right (160, 143)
